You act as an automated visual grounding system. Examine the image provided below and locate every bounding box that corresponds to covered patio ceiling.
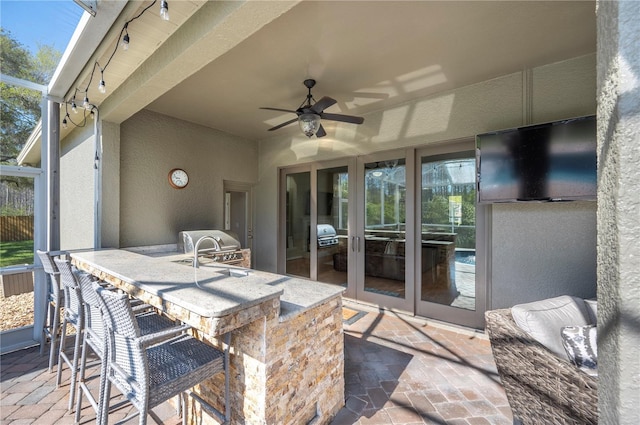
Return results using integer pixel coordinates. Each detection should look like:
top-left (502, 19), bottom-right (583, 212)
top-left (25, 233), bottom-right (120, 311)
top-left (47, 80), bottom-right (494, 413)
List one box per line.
top-left (53, 0), bottom-right (596, 144)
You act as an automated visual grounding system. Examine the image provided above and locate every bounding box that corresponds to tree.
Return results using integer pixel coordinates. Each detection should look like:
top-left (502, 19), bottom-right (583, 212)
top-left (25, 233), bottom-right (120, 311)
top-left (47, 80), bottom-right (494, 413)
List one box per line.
top-left (1, 28), bottom-right (61, 164)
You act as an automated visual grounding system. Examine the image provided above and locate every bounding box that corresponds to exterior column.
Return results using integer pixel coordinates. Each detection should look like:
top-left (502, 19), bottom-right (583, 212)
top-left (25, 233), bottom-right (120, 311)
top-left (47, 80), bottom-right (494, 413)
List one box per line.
top-left (596, 1), bottom-right (640, 423)
top-left (98, 120), bottom-right (121, 248)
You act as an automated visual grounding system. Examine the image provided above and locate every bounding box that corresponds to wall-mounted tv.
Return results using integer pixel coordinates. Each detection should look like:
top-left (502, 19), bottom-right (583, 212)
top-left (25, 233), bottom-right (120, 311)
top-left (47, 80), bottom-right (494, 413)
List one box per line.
top-left (476, 115), bottom-right (596, 203)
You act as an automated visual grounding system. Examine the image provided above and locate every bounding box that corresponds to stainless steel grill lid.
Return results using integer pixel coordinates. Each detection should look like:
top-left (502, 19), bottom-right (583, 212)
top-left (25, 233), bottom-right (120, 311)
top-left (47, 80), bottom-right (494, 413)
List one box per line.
top-left (178, 230), bottom-right (241, 253)
top-left (317, 224), bottom-right (338, 247)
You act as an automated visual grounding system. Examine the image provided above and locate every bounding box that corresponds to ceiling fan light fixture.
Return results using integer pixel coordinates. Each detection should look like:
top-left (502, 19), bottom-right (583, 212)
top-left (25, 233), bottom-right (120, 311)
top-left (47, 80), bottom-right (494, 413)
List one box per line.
top-left (299, 113), bottom-right (321, 137)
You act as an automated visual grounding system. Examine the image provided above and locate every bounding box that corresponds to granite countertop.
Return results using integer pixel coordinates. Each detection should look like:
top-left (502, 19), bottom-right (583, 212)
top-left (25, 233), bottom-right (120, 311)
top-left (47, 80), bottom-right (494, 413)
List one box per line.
top-left (71, 248), bottom-right (344, 320)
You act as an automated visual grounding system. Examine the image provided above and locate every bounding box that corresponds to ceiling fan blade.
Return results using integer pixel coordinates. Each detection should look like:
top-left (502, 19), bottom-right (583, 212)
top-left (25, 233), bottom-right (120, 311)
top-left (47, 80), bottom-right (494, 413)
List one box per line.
top-left (320, 112), bottom-right (364, 125)
top-left (311, 96), bottom-right (337, 113)
top-left (267, 117), bottom-right (298, 131)
top-left (260, 107), bottom-right (298, 114)
top-left (316, 124), bottom-right (327, 138)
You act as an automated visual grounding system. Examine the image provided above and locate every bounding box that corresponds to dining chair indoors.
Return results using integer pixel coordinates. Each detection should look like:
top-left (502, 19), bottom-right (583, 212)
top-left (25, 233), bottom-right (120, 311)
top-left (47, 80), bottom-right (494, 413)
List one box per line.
top-left (95, 285), bottom-right (230, 425)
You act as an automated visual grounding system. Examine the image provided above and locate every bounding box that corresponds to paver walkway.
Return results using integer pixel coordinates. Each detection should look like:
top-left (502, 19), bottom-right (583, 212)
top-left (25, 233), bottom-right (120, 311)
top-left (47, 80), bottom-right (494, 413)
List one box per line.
top-left (331, 304), bottom-right (513, 425)
top-left (1, 305), bottom-right (512, 424)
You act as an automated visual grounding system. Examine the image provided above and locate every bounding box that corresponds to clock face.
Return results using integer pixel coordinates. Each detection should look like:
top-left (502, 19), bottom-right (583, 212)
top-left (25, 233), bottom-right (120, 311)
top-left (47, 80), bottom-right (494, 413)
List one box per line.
top-left (169, 168), bottom-right (189, 189)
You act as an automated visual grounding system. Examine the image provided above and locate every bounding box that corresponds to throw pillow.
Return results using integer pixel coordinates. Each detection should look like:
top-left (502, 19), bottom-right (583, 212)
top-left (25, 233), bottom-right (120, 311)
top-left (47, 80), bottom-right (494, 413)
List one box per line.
top-left (511, 295), bottom-right (591, 358)
top-left (561, 325), bottom-right (598, 376)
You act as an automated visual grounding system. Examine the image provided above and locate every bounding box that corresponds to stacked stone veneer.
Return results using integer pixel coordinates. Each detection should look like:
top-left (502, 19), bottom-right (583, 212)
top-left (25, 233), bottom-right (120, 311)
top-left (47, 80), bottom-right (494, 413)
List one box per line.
top-left (73, 258), bottom-right (345, 425)
top-left (194, 295), bottom-right (344, 425)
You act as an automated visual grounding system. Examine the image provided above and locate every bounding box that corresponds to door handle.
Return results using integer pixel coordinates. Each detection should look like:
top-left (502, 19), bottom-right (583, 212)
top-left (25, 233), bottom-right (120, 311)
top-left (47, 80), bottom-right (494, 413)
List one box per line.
top-left (351, 236), bottom-right (361, 252)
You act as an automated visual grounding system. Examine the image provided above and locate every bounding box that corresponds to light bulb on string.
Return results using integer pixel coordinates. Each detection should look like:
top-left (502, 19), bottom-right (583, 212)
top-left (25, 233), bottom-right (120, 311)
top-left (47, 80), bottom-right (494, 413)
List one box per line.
top-left (62, 114), bottom-right (69, 129)
top-left (98, 69), bottom-right (106, 94)
top-left (121, 32), bottom-right (130, 50)
top-left (160, 1), bottom-right (170, 21)
top-left (71, 99), bottom-right (77, 114)
top-left (83, 95), bottom-right (90, 109)
top-left (90, 108), bottom-right (95, 120)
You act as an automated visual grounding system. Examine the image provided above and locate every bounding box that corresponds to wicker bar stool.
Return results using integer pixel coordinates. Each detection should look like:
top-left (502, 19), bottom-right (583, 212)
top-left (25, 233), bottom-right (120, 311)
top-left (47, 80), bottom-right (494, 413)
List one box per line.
top-left (95, 285), bottom-right (230, 425)
top-left (73, 269), bottom-right (185, 424)
top-left (52, 257), bottom-right (85, 411)
top-left (36, 250), bottom-right (68, 372)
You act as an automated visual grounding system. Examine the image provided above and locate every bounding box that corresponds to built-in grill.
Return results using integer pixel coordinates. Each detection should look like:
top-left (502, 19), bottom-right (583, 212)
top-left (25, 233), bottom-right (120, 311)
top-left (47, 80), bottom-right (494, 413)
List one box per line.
top-left (178, 230), bottom-right (248, 265)
top-left (317, 224), bottom-right (339, 248)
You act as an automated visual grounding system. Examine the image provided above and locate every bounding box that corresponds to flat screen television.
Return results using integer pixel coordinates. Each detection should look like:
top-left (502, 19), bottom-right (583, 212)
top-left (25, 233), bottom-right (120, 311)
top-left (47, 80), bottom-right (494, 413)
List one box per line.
top-left (476, 115), bottom-right (596, 203)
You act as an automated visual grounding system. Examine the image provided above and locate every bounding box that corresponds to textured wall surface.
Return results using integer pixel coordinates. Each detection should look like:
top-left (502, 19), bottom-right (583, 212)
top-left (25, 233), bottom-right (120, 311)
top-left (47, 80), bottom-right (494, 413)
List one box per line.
top-left (491, 201), bottom-right (597, 308)
top-left (119, 110), bottom-right (258, 247)
top-left (60, 124), bottom-right (96, 250)
top-left (596, 1), bottom-right (640, 423)
top-left (100, 120), bottom-right (120, 248)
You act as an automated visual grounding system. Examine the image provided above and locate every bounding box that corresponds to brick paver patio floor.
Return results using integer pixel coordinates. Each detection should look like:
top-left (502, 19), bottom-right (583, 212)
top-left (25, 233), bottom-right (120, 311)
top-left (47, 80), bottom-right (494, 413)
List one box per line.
top-left (1, 304), bottom-right (512, 424)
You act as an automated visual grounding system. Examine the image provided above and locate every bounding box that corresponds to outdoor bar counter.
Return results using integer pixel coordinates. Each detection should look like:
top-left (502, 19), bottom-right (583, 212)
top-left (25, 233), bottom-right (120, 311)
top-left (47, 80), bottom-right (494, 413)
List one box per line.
top-left (71, 248), bottom-right (345, 425)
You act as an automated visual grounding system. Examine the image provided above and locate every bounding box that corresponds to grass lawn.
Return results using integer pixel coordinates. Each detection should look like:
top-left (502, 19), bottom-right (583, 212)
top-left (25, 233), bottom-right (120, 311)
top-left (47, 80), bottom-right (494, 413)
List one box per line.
top-left (0, 240), bottom-right (34, 267)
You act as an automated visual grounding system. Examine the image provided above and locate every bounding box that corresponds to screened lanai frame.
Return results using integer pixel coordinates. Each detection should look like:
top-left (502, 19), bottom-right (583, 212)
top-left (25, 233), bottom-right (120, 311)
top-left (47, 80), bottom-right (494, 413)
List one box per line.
top-left (0, 72), bottom-right (60, 354)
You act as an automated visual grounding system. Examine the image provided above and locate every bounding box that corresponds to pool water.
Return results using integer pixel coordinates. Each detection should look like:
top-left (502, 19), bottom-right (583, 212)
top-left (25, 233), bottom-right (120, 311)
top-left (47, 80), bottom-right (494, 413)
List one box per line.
top-left (455, 251), bottom-right (476, 265)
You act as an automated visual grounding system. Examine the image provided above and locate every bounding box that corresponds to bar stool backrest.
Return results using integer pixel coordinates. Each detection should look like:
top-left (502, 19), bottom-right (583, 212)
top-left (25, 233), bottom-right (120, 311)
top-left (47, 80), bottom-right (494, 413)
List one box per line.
top-left (54, 258), bottom-right (83, 326)
top-left (94, 285), bottom-right (149, 407)
top-left (37, 250), bottom-right (61, 298)
top-left (77, 272), bottom-right (106, 356)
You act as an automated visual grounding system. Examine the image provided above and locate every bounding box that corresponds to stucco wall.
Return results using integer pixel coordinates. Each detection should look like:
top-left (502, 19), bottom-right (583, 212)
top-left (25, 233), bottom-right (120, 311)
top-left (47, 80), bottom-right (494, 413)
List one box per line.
top-left (596, 1), bottom-right (640, 423)
top-left (490, 202), bottom-right (596, 308)
top-left (256, 54), bottom-right (597, 309)
top-left (60, 124), bottom-right (96, 250)
top-left (119, 110), bottom-right (258, 247)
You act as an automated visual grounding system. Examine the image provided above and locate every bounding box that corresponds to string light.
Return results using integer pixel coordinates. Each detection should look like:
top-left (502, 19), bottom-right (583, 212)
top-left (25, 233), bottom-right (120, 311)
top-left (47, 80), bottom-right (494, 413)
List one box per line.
top-left (160, 1), bottom-right (170, 21)
top-left (63, 0), bottom-right (167, 129)
top-left (121, 33), bottom-right (130, 50)
top-left (98, 70), bottom-right (106, 94)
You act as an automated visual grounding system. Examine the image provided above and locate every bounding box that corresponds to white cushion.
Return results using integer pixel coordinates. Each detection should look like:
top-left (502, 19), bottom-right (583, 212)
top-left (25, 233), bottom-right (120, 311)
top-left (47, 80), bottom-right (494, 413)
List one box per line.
top-left (511, 295), bottom-right (591, 358)
top-left (584, 298), bottom-right (598, 325)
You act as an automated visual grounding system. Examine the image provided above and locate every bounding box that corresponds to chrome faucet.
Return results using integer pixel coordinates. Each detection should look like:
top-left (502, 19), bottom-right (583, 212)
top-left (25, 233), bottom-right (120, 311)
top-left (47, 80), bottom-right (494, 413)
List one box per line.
top-left (193, 236), bottom-right (221, 268)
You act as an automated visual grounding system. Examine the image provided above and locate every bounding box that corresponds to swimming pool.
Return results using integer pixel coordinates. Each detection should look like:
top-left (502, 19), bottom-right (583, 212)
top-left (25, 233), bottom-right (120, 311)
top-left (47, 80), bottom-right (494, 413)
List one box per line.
top-left (455, 250), bottom-right (476, 265)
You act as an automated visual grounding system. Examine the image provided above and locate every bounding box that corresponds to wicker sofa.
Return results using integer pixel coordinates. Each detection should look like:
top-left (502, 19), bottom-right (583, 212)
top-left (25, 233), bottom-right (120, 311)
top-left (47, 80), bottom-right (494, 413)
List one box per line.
top-left (485, 307), bottom-right (598, 425)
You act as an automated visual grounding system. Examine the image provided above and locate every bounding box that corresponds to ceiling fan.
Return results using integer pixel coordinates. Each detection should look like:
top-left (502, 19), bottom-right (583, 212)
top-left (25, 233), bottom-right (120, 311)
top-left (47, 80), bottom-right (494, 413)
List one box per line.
top-left (260, 79), bottom-right (364, 138)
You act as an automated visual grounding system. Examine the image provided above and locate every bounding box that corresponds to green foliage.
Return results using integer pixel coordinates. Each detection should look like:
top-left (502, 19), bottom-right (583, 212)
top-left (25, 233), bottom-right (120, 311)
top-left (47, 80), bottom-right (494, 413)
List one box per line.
top-left (0, 205), bottom-right (27, 216)
top-left (422, 195), bottom-right (449, 224)
top-left (0, 29), bottom-right (61, 164)
top-left (0, 240), bottom-right (34, 267)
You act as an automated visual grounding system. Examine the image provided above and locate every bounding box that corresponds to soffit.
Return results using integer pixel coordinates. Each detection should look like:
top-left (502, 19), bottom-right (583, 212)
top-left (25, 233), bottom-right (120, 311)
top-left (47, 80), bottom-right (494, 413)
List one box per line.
top-left (144, 0), bottom-right (596, 141)
top-left (53, 0), bottom-right (596, 145)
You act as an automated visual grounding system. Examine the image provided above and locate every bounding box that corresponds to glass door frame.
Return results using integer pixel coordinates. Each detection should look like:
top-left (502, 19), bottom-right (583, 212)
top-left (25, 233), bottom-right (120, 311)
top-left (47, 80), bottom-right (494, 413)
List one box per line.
top-left (355, 148), bottom-right (415, 313)
top-left (414, 140), bottom-right (489, 328)
top-left (278, 165), bottom-right (311, 278)
top-left (278, 160), bottom-right (357, 296)
top-left (314, 158), bottom-right (357, 298)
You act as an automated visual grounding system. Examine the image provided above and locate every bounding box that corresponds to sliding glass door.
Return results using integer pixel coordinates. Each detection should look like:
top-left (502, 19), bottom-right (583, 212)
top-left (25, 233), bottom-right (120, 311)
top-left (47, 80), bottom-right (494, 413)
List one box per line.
top-left (315, 164), bottom-right (351, 290)
top-left (355, 150), bottom-right (414, 312)
top-left (283, 169), bottom-right (311, 278)
top-left (279, 142), bottom-right (487, 328)
top-left (415, 144), bottom-right (487, 328)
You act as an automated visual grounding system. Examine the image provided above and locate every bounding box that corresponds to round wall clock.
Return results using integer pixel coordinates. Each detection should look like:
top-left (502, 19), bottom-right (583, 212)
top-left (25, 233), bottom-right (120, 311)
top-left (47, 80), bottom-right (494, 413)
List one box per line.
top-left (168, 168), bottom-right (189, 189)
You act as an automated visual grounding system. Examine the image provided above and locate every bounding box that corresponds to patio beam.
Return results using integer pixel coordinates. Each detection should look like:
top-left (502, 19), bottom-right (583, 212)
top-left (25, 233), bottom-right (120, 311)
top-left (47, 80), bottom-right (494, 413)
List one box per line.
top-left (98, 0), bottom-right (300, 123)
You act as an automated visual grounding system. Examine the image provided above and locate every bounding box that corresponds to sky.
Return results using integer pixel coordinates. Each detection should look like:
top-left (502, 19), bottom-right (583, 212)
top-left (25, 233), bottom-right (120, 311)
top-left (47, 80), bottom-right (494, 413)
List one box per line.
top-left (1, 0), bottom-right (84, 56)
